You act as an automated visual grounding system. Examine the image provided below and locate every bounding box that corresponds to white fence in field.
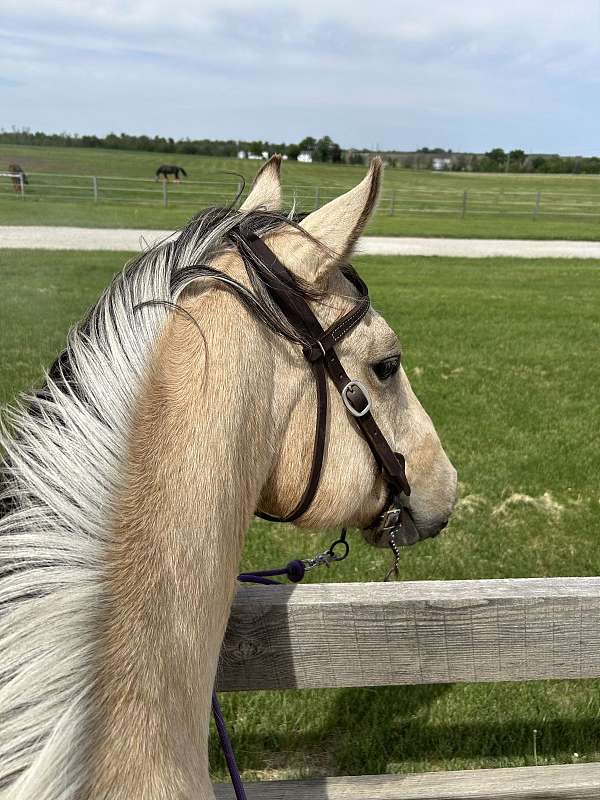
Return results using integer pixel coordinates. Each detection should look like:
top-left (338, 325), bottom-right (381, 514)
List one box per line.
top-left (2, 171), bottom-right (600, 220)
top-left (214, 578), bottom-right (600, 799)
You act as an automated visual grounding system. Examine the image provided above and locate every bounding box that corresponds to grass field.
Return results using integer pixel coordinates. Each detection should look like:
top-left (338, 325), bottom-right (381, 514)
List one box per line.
top-left (1, 143), bottom-right (600, 240)
top-left (1, 248), bottom-right (600, 780)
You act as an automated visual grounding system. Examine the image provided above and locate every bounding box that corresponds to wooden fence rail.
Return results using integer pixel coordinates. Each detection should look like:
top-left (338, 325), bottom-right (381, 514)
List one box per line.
top-left (215, 578), bottom-right (600, 799)
top-left (214, 763), bottom-right (600, 799)
top-left (217, 577), bottom-right (600, 691)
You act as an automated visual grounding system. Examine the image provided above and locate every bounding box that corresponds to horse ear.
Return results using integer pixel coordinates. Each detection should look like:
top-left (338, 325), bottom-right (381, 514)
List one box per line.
top-left (239, 155), bottom-right (282, 212)
top-left (264, 158), bottom-right (382, 285)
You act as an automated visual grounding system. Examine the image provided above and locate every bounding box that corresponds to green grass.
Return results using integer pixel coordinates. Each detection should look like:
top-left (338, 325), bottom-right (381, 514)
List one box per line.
top-left (1, 143), bottom-right (600, 240)
top-left (3, 196), bottom-right (600, 242)
top-left (2, 142), bottom-right (600, 193)
top-left (1, 249), bottom-right (600, 780)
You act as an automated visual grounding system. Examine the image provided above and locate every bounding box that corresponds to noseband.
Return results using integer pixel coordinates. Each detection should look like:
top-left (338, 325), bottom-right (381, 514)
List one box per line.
top-left (233, 230), bottom-right (412, 541)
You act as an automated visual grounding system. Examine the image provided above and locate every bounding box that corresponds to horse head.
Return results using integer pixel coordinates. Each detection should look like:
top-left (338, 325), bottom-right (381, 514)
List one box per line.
top-left (228, 156), bottom-right (458, 545)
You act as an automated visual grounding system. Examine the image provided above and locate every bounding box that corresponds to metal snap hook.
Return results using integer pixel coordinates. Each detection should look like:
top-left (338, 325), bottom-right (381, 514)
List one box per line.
top-left (327, 537), bottom-right (350, 562)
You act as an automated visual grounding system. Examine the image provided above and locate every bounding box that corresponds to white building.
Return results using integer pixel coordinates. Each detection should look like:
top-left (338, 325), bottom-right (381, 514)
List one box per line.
top-left (298, 151), bottom-right (313, 163)
top-left (432, 157), bottom-right (452, 171)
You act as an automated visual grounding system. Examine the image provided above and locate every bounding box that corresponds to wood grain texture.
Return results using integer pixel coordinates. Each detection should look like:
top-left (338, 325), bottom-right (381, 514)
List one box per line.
top-left (214, 763), bottom-right (600, 799)
top-left (216, 578), bottom-right (600, 691)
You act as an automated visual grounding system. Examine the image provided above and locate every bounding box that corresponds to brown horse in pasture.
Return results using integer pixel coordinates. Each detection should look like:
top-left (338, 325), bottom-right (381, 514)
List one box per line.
top-left (8, 163), bottom-right (28, 193)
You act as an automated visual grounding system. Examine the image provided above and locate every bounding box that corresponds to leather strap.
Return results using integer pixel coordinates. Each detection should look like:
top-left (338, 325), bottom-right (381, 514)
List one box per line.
top-left (234, 230), bottom-right (410, 522)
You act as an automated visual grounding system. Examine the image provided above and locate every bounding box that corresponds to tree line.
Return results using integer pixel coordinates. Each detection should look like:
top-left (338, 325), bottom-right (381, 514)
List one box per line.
top-left (387, 147), bottom-right (600, 174)
top-left (1, 129), bottom-right (598, 173)
top-left (0, 130), bottom-right (343, 163)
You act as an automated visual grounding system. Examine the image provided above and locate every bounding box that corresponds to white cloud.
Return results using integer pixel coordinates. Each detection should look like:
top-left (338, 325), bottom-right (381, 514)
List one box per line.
top-left (1, 0), bottom-right (599, 152)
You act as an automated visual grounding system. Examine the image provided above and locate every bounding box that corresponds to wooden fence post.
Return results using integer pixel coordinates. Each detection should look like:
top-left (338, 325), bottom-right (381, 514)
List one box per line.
top-left (162, 179), bottom-right (168, 209)
top-left (389, 189), bottom-right (396, 216)
top-left (92, 176), bottom-right (98, 203)
top-left (533, 191), bottom-right (541, 219)
top-left (461, 190), bottom-right (468, 218)
top-left (314, 186), bottom-right (320, 210)
top-left (19, 174), bottom-right (25, 198)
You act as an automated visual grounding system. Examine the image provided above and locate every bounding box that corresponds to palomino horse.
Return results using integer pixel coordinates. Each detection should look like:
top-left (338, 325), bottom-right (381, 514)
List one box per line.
top-left (155, 164), bottom-right (188, 182)
top-left (0, 157), bottom-right (457, 799)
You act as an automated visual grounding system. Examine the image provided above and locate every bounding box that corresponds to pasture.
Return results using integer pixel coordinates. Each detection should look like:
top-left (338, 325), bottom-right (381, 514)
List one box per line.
top-left (1, 248), bottom-right (600, 781)
top-left (1, 143), bottom-right (600, 240)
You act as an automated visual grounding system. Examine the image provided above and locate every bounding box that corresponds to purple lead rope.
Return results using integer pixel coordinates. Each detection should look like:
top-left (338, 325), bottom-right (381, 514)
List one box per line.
top-left (211, 691), bottom-right (249, 800)
top-left (211, 559), bottom-right (307, 800)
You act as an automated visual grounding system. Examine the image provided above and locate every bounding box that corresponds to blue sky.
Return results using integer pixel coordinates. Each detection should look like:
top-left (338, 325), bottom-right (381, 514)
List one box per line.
top-left (1, 0), bottom-right (599, 154)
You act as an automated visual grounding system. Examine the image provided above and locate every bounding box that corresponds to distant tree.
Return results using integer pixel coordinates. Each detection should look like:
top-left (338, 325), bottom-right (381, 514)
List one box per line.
top-left (286, 144), bottom-right (301, 160)
top-left (313, 136), bottom-right (334, 162)
top-left (507, 149), bottom-right (526, 171)
top-left (298, 136), bottom-right (316, 152)
top-left (530, 156), bottom-right (547, 172)
top-left (347, 151), bottom-right (365, 165)
top-left (451, 154), bottom-right (469, 171)
top-left (485, 147), bottom-right (506, 169)
top-left (248, 141), bottom-right (263, 156)
top-left (485, 148), bottom-right (506, 169)
top-left (330, 142), bottom-right (343, 163)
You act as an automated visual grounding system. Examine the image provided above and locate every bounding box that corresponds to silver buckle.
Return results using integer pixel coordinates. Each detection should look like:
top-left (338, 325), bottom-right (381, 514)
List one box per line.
top-left (341, 379), bottom-right (371, 417)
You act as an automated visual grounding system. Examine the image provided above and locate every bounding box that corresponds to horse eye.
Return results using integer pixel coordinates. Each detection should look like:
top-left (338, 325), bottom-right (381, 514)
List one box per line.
top-left (372, 355), bottom-right (401, 381)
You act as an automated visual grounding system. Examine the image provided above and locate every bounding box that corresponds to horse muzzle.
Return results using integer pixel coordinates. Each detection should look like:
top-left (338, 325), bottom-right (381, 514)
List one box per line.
top-left (363, 494), bottom-right (447, 548)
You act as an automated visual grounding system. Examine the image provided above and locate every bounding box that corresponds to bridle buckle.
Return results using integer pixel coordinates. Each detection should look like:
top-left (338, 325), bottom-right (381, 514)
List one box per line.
top-left (341, 380), bottom-right (371, 417)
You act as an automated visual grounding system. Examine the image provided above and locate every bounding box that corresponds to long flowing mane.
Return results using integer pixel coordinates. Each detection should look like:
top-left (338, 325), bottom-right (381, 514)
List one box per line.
top-left (0, 206), bottom-right (317, 798)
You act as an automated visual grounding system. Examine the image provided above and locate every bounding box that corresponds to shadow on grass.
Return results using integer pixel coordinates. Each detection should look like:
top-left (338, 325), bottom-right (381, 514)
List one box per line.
top-left (326, 686), bottom-right (600, 772)
top-left (211, 684), bottom-right (600, 778)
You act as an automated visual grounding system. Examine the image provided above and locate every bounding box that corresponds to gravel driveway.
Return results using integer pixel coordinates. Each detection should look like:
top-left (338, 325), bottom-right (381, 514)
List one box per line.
top-left (1, 225), bottom-right (600, 259)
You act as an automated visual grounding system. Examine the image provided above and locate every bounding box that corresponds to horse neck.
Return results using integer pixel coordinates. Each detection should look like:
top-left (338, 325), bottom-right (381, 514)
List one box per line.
top-left (87, 289), bottom-right (276, 799)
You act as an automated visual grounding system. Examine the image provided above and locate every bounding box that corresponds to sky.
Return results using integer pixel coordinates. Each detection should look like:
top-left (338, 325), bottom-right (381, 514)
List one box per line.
top-left (1, 0), bottom-right (599, 155)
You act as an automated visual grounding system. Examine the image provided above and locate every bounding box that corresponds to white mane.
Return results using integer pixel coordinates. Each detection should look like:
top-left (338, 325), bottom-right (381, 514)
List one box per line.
top-left (0, 210), bottom-right (256, 799)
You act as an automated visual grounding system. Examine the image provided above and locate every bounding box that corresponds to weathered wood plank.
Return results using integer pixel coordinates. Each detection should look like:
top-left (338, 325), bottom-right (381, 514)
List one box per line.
top-left (216, 578), bottom-right (600, 691)
top-left (214, 762), bottom-right (600, 799)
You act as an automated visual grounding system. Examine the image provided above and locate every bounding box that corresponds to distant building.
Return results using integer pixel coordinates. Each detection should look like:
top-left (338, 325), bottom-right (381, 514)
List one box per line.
top-left (248, 153), bottom-right (263, 160)
top-left (432, 157), bottom-right (452, 171)
top-left (237, 150), bottom-right (246, 159)
top-left (298, 151), bottom-right (313, 163)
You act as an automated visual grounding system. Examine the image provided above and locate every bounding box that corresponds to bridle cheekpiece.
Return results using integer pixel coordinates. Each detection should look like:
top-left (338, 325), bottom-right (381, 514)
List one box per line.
top-left (230, 228), bottom-right (416, 566)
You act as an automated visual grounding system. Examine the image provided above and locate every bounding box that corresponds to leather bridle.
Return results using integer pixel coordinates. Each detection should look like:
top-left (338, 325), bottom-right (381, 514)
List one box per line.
top-left (231, 230), bottom-right (413, 542)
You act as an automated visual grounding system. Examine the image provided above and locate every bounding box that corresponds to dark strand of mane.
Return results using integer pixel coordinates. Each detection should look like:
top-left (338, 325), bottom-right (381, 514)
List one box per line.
top-left (169, 205), bottom-right (328, 347)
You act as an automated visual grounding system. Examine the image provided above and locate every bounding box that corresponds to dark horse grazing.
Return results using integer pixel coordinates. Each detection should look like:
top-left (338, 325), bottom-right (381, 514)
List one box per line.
top-left (155, 164), bottom-right (188, 182)
top-left (8, 163), bottom-right (28, 193)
